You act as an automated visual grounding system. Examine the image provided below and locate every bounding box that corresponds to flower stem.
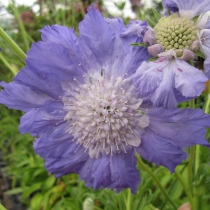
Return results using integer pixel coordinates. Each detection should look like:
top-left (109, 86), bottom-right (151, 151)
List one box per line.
top-left (188, 146), bottom-right (195, 188)
top-left (0, 203), bottom-right (6, 210)
top-left (205, 94), bottom-right (210, 114)
top-left (126, 188), bottom-right (132, 210)
top-left (0, 27), bottom-right (26, 62)
top-left (188, 99), bottom-right (195, 208)
top-left (175, 169), bottom-right (194, 207)
top-left (137, 157), bottom-right (177, 209)
top-left (0, 53), bottom-right (17, 75)
top-left (10, 1), bottom-right (30, 51)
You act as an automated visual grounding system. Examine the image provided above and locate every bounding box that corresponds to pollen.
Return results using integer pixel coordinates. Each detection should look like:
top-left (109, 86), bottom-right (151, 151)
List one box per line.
top-left (62, 75), bottom-right (149, 158)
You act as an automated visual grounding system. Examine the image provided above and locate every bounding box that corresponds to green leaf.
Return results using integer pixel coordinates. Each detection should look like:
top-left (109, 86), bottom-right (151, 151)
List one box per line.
top-left (4, 187), bottom-right (22, 195)
top-left (22, 183), bottom-right (42, 199)
top-left (0, 204), bottom-right (7, 210)
top-left (31, 193), bottom-right (43, 210)
top-left (151, 8), bottom-right (161, 22)
top-left (42, 176), bottom-right (56, 191)
top-left (148, 18), bottom-right (156, 28)
top-left (194, 50), bottom-right (205, 59)
top-left (147, 57), bottom-right (158, 62)
top-left (130, 43), bottom-right (148, 47)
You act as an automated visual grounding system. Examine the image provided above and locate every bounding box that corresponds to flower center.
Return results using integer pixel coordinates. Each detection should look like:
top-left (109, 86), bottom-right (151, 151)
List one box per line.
top-left (154, 14), bottom-right (197, 54)
top-left (62, 74), bottom-right (149, 158)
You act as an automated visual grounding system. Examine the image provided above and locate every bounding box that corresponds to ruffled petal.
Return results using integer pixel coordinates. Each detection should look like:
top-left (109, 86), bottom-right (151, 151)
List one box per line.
top-left (200, 29), bottom-right (210, 58)
top-left (79, 5), bottom-right (115, 66)
top-left (132, 61), bottom-right (164, 97)
top-left (163, 0), bottom-right (179, 13)
top-left (133, 57), bottom-right (207, 108)
top-left (120, 20), bottom-right (148, 38)
top-left (173, 0), bottom-right (210, 17)
top-left (199, 30), bottom-right (210, 78)
top-left (19, 107), bottom-right (66, 136)
top-left (147, 107), bottom-right (210, 148)
top-left (204, 59), bottom-right (210, 79)
top-left (205, 20), bottom-right (210, 29)
top-left (133, 58), bottom-right (177, 108)
top-left (79, 150), bottom-right (140, 193)
top-left (151, 67), bottom-right (177, 108)
top-left (104, 18), bottom-right (151, 79)
top-left (40, 25), bottom-right (89, 66)
top-left (35, 135), bottom-right (89, 177)
top-left (0, 82), bottom-right (51, 112)
top-left (137, 130), bottom-right (187, 173)
top-left (174, 59), bottom-right (208, 97)
top-left (15, 42), bottom-right (87, 99)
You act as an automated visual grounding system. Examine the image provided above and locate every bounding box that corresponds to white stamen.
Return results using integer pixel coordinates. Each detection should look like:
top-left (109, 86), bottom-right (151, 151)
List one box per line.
top-left (62, 75), bottom-right (149, 158)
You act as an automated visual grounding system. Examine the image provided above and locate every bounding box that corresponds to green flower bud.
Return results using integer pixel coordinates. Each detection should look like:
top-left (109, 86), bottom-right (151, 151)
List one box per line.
top-left (178, 39), bottom-right (183, 44)
top-left (174, 43), bottom-right (179, 49)
top-left (154, 14), bottom-right (198, 53)
top-left (183, 36), bottom-right (187, 41)
top-left (170, 40), bottom-right (175, 45)
top-left (175, 49), bottom-right (183, 57)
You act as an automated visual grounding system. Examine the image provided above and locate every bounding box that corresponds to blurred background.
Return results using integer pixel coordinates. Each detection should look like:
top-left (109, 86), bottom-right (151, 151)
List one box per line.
top-left (0, 1), bottom-right (210, 210)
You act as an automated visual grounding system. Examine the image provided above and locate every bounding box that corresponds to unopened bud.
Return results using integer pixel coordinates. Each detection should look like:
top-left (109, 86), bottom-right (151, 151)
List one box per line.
top-left (178, 202), bottom-right (191, 210)
top-left (143, 30), bottom-right (156, 46)
top-left (191, 40), bottom-right (200, 51)
top-left (175, 49), bottom-right (183, 57)
top-left (148, 44), bottom-right (164, 57)
top-left (181, 49), bottom-right (195, 61)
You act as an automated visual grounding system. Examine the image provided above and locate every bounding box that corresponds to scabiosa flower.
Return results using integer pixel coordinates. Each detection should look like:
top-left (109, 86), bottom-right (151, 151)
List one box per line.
top-left (163, 0), bottom-right (210, 79)
top-left (122, 0), bottom-right (210, 108)
top-left (0, 6), bottom-right (210, 193)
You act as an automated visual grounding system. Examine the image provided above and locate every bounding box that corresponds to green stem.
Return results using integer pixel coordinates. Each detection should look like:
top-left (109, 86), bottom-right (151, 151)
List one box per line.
top-left (195, 145), bottom-right (200, 173)
top-left (0, 203), bottom-right (7, 210)
top-left (137, 157), bottom-right (177, 209)
top-left (0, 53), bottom-right (17, 75)
top-left (188, 146), bottom-right (195, 187)
top-left (148, 204), bottom-right (157, 210)
top-left (0, 27), bottom-right (26, 62)
top-left (126, 188), bottom-right (132, 210)
top-left (205, 94), bottom-right (210, 114)
top-left (188, 99), bottom-right (195, 208)
top-left (174, 169), bottom-right (194, 208)
top-left (10, 1), bottom-right (30, 51)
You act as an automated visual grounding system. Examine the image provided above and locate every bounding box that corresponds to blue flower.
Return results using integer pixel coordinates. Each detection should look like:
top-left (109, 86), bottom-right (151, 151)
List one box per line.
top-left (163, 0), bottom-right (210, 18)
top-left (123, 0), bottom-right (210, 108)
top-left (163, 0), bottom-right (210, 79)
top-left (0, 6), bottom-right (210, 193)
top-left (163, 0), bottom-right (179, 13)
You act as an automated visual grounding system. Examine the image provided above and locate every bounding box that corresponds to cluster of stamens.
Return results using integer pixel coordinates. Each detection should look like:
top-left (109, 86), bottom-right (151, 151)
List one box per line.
top-left (62, 74), bottom-right (149, 158)
top-left (154, 14), bottom-right (197, 54)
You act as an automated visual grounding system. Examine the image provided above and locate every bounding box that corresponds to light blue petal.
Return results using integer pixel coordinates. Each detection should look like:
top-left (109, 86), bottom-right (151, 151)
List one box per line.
top-left (174, 59), bottom-right (208, 97)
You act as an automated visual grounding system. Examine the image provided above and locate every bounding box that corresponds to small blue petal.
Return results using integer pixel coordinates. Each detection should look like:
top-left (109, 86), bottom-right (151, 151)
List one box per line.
top-left (173, 0), bottom-right (210, 16)
top-left (174, 59), bottom-right (208, 97)
top-left (120, 20), bottom-right (148, 38)
top-left (204, 59), bottom-right (210, 79)
top-left (163, 0), bottom-right (179, 12)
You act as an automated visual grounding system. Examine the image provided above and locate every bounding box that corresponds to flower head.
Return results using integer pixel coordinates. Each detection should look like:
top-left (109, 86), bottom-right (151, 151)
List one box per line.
top-left (123, 0), bottom-right (210, 108)
top-left (0, 5), bottom-right (210, 193)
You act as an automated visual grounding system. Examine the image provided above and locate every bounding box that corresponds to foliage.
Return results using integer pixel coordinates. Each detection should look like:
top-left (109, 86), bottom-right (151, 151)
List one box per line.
top-left (0, 0), bottom-right (210, 210)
